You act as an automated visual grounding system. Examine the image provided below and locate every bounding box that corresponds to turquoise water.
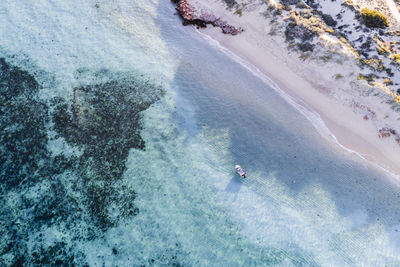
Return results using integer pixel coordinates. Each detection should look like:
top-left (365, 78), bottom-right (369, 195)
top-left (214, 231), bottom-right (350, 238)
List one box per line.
top-left (1, 0), bottom-right (400, 266)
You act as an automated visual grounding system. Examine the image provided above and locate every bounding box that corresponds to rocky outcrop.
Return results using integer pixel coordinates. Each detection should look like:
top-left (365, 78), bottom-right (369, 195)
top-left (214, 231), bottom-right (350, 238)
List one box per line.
top-left (350, 100), bottom-right (376, 120)
top-left (174, 0), bottom-right (244, 35)
top-left (378, 127), bottom-right (393, 138)
top-left (378, 127), bottom-right (400, 145)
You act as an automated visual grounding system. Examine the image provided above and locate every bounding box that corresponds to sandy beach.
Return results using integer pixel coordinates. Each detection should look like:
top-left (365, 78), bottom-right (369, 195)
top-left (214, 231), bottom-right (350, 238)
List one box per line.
top-left (193, 0), bottom-right (400, 178)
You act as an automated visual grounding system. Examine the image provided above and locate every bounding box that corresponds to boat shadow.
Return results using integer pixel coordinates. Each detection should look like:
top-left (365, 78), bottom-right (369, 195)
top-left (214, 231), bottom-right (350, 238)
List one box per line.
top-left (225, 175), bottom-right (243, 201)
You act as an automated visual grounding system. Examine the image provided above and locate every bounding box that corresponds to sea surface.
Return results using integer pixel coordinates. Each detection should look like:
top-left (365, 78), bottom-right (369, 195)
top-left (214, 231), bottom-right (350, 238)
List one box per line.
top-left (1, 0), bottom-right (400, 266)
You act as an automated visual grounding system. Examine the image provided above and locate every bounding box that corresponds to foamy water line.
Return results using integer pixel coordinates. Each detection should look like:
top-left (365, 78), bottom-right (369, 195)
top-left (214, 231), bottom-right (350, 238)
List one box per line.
top-left (197, 29), bottom-right (400, 182)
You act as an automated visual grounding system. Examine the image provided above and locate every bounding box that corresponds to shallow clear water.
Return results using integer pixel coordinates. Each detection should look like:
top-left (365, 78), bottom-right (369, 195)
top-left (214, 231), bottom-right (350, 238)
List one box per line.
top-left (1, 0), bottom-right (400, 266)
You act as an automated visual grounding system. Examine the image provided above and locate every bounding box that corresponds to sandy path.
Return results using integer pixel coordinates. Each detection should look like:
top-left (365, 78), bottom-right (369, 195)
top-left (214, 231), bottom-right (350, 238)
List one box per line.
top-left (386, 0), bottom-right (400, 23)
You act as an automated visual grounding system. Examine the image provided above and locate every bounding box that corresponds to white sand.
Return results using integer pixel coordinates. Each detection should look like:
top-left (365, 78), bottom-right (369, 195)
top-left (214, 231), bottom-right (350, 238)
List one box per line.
top-left (191, 0), bottom-right (400, 178)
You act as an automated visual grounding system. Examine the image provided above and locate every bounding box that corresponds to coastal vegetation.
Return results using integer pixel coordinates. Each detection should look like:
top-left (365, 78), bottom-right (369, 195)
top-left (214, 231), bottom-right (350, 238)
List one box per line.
top-left (358, 73), bottom-right (376, 83)
top-left (392, 54), bottom-right (400, 64)
top-left (334, 73), bottom-right (344, 79)
top-left (264, 0), bottom-right (400, 105)
top-left (383, 77), bottom-right (393, 86)
top-left (222, 0), bottom-right (237, 8)
top-left (360, 8), bottom-right (389, 28)
top-left (360, 57), bottom-right (385, 72)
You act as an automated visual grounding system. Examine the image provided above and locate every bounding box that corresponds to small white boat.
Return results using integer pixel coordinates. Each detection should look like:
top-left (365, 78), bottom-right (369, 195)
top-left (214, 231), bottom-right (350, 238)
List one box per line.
top-left (235, 165), bottom-right (246, 178)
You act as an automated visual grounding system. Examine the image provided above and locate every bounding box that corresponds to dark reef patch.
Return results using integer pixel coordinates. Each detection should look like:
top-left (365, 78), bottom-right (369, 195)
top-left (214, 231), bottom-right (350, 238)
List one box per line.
top-left (0, 58), bottom-right (50, 192)
top-left (51, 70), bottom-right (163, 229)
top-left (0, 58), bottom-right (163, 266)
top-left (31, 242), bottom-right (77, 267)
top-left (0, 57), bottom-right (80, 266)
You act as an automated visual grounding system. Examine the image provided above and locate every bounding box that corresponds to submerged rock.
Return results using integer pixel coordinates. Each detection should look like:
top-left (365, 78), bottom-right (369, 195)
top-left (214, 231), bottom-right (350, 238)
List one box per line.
top-left (0, 58), bottom-right (49, 191)
top-left (0, 58), bottom-right (163, 266)
top-left (0, 57), bottom-right (82, 266)
top-left (52, 69), bottom-right (164, 230)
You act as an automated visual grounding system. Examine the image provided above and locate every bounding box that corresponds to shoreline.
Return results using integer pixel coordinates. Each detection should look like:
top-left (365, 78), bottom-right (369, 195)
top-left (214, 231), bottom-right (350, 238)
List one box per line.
top-left (190, 5), bottom-right (400, 180)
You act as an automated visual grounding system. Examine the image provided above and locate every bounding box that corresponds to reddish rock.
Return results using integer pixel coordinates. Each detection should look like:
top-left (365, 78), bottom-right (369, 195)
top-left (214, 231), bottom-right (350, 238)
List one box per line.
top-left (378, 127), bottom-right (397, 138)
top-left (378, 127), bottom-right (391, 138)
top-left (350, 100), bottom-right (376, 119)
top-left (174, 0), bottom-right (244, 35)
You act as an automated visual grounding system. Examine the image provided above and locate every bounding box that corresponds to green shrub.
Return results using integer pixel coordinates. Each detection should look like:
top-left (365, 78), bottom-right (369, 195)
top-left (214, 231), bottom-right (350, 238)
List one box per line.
top-left (383, 78), bottom-right (393, 86)
top-left (358, 73), bottom-right (375, 82)
top-left (223, 0), bottom-right (237, 8)
top-left (392, 54), bottom-right (400, 64)
top-left (361, 8), bottom-right (389, 28)
top-left (334, 73), bottom-right (343, 79)
top-left (320, 13), bottom-right (337, 27)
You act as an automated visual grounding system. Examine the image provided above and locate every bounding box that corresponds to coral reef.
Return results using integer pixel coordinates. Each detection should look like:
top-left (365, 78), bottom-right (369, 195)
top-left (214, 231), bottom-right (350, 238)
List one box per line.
top-left (0, 59), bottom-right (163, 265)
